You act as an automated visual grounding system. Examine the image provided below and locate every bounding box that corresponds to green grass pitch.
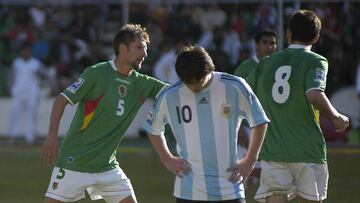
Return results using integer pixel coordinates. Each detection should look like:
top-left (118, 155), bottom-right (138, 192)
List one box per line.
top-left (0, 138), bottom-right (359, 203)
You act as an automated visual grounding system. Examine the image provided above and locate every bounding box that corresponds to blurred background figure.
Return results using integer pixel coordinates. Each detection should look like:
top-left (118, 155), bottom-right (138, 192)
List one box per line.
top-left (356, 58), bottom-right (360, 97)
top-left (7, 43), bottom-right (57, 146)
top-left (153, 38), bottom-right (191, 84)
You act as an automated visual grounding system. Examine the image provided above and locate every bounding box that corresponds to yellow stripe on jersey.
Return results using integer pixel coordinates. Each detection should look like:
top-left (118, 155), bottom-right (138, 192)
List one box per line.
top-left (314, 109), bottom-right (320, 124)
top-left (81, 111), bottom-right (95, 130)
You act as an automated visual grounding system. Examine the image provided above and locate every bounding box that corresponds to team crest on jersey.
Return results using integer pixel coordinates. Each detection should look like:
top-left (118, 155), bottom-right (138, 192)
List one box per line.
top-left (146, 111), bottom-right (154, 125)
top-left (52, 182), bottom-right (59, 190)
top-left (221, 103), bottom-right (232, 117)
top-left (315, 67), bottom-right (325, 81)
top-left (118, 85), bottom-right (127, 97)
top-left (67, 77), bottom-right (84, 93)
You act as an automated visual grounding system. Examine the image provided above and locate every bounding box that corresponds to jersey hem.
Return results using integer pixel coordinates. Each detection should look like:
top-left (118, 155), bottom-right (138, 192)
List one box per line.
top-left (55, 163), bottom-right (119, 173)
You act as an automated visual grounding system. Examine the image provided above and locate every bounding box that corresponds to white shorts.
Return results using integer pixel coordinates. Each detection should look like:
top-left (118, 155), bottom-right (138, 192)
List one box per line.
top-left (45, 166), bottom-right (136, 203)
top-left (255, 161), bottom-right (328, 202)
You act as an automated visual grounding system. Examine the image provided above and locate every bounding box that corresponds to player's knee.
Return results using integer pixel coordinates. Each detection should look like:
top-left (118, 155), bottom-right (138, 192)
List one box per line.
top-left (104, 195), bottom-right (137, 203)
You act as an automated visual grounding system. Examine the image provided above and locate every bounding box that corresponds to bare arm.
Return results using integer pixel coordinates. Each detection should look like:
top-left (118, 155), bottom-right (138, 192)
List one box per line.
top-left (148, 134), bottom-right (190, 177)
top-left (306, 90), bottom-right (349, 132)
top-left (229, 123), bottom-right (268, 183)
top-left (41, 95), bottom-right (69, 165)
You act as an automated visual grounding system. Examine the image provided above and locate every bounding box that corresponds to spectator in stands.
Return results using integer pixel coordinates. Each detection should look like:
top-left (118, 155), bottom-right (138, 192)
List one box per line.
top-left (7, 43), bottom-right (56, 146)
top-left (153, 38), bottom-right (191, 84)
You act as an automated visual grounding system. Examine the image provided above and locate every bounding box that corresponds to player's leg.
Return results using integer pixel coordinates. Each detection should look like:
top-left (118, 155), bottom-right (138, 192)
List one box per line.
top-left (291, 163), bottom-right (328, 203)
top-left (255, 161), bottom-right (295, 203)
top-left (44, 197), bottom-right (64, 203)
top-left (103, 195), bottom-right (137, 203)
top-left (297, 196), bottom-right (322, 203)
top-left (265, 195), bottom-right (287, 203)
top-left (176, 198), bottom-right (246, 202)
top-left (90, 166), bottom-right (137, 203)
top-left (44, 167), bottom-right (92, 202)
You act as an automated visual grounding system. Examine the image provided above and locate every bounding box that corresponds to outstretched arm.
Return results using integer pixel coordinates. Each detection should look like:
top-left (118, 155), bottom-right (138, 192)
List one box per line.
top-left (148, 134), bottom-right (190, 178)
top-left (307, 90), bottom-right (349, 132)
top-left (41, 95), bottom-right (69, 166)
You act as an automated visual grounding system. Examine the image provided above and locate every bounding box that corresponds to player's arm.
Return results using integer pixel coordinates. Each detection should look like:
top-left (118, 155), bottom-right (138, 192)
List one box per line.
top-left (246, 123), bottom-right (268, 164)
top-left (148, 134), bottom-right (190, 178)
top-left (229, 123), bottom-right (267, 183)
top-left (41, 95), bottom-right (69, 165)
top-left (307, 90), bottom-right (349, 132)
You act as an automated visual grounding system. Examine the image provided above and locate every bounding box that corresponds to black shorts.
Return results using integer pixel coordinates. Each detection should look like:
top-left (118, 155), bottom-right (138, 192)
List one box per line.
top-left (176, 198), bottom-right (246, 203)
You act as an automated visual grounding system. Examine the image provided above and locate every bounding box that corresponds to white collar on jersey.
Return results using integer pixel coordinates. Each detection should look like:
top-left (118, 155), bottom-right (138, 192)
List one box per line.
top-left (252, 55), bottom-right (260, 63)
top-left (288, 44), bottom-right (312, 51)
top-left (109, 60), bottom-right (117, 71)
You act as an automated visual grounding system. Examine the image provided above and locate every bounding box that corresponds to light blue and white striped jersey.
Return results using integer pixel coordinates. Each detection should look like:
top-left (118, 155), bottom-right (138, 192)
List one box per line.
top-left (144, 72), bottom-right (269, 201)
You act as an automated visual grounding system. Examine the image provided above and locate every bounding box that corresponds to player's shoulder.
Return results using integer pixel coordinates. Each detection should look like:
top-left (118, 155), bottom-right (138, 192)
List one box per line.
top-left (219, 72), bottom-right (251, 91)
top-left (219, 72), bottom-right (242, 82)
top-left (83, 61), bottom-right (110, 73)
top-left (243, 57), bottom-right (257, 65)
top-left (158, 81), bottom-right (182, 97)
top-left (307, 50), bottom-right (327, 62)
top-left (131, 70), bottom-right (166, 85)
top-left (153, 82), bottom-right (181, 107)
top-left (284, 47), bottom-right (327, 61)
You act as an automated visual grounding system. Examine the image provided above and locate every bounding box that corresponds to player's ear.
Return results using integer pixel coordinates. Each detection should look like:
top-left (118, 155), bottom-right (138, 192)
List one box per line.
top-left (311, 33), bottom-right (320, 45)
top-left (119, 44), bottom-right (128, 53)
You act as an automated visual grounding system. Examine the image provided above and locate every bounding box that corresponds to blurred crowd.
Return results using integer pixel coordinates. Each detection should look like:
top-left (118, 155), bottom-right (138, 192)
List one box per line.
top-left (0, 2), bottom-right (359, 97)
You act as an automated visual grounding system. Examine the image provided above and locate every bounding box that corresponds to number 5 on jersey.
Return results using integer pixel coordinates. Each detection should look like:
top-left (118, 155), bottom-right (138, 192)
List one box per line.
top-left (117, 99), bottom-right (125, 116)
top-left (272, 65), bottom-right (291, 103)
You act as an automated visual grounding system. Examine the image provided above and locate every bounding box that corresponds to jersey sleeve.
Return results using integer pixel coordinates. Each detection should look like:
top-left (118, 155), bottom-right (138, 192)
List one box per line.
top-left (143, 95), bottom-right (168, 136)
top-left (237, 78), bottom-right (270, 128)
top-left (141, 74), bottom-right (168, 99)
top-left (305, 56), bottom-right (328, 92)
top-left (61, 67), bottom-right (97, 105)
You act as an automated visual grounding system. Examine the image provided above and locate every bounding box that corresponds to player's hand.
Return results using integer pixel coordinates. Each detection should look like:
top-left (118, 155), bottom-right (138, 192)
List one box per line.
top-left (332, 114), bottom-right (350, 132)
top-left (227, 158), bottom-right (256, 183)
top-left (162, 156), bottom-right (191, 178)
top-left (41, 133), bottom-right (59, 166)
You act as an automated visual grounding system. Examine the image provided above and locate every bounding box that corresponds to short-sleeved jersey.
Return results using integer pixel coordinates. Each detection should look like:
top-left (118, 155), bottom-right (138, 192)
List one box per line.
top-left (247, 44), bottom-right (328, 164)
top-left (233, 56), bottom-right (259, 78)
top-left (58, 61), bottom-right (166, 173)
top-left (144, 72), bottom-right (269, 201)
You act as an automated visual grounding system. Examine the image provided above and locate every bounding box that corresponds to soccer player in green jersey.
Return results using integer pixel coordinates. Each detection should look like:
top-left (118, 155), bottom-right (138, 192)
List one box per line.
top-left (233, 30), bottom-right (277, 185)
top-left (234, 30), bottom-right (277, 78)
top-left (248, 10), bottom-right (350, 203)
top-left (41, 24), bottom-right (166, 203)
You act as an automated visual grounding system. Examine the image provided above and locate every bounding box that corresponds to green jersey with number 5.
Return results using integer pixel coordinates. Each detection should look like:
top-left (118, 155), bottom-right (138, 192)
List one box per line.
top-left (58, 61), bottom-right (166, 172)
top-left (247, 45), bottom-right (328, 163)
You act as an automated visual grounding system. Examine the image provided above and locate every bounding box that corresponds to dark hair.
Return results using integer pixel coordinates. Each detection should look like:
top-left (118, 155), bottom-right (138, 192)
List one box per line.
top-left (288, 10), bottom-right (321, 44)
top-left (113, 24), bottom-right (150, 55)
top-left (255, 30), bottom-right (278, 43)
top-left (175, 46), bottom-right (215, 84)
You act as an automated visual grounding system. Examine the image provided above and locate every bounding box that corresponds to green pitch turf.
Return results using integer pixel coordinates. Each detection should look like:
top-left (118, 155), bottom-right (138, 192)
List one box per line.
top-left (0, 138), bottom-right (359, 203)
